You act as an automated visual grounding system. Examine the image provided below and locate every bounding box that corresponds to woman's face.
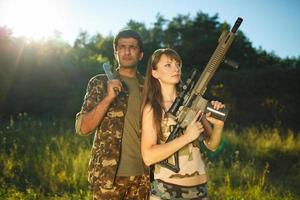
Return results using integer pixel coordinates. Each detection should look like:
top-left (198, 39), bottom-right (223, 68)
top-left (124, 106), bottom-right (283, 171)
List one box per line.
top-left (152, 54), bottom-right (181, 85)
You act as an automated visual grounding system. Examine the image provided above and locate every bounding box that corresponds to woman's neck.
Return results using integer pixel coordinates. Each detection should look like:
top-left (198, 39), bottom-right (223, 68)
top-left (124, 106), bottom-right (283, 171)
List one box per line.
top-left (161, 84), bottom-right (177, 102)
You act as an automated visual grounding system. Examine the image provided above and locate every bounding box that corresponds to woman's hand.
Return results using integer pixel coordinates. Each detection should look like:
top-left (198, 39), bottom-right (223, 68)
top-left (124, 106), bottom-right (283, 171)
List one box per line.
top-left (206, 100), bottom-right (225, 127)
top-left (183, 111), bottom-right (204, 143)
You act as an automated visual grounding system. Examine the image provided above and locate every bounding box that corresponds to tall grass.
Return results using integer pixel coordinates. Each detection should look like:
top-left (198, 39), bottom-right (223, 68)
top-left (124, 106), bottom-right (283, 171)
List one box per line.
top-left (0, 114), bottom-right (92, 199)
top-left (1, 114), bottom-right (299, 199)
top-left (207, 128), bottom-right (300, 200)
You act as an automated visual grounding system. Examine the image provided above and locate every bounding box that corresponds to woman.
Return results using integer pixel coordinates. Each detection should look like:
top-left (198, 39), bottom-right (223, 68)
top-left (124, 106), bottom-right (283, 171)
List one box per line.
top-left (141, 48), bottom-right (225, 200)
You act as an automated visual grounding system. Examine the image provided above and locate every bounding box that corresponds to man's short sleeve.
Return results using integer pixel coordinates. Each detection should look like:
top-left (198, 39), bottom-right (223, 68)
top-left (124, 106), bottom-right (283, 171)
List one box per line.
top-left (75, 75), bottom-right (107, 135)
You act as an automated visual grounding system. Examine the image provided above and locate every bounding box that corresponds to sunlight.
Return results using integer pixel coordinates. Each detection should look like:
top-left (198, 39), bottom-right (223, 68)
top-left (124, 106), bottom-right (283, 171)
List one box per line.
top-left (1, 0), bottom-right (69, 40)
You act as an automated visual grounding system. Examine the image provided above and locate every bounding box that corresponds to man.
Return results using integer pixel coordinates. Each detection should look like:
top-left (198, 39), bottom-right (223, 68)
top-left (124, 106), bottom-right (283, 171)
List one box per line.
top-left (75, 30), bottom-right (149, 200)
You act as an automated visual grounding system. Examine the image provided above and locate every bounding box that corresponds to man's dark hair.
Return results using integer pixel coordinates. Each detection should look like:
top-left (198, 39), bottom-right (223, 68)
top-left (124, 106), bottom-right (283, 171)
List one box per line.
top-left (113, 29), bottom-right (143, 52)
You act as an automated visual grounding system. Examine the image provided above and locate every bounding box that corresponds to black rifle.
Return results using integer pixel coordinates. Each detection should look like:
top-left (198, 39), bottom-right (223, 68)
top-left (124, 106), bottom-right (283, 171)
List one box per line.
top-left (160, 17), bottom-right (243, 173)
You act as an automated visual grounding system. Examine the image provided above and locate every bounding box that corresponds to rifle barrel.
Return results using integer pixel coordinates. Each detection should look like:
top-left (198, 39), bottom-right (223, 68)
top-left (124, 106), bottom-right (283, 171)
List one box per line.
top-left (231, 17), bottom-right (243, 33)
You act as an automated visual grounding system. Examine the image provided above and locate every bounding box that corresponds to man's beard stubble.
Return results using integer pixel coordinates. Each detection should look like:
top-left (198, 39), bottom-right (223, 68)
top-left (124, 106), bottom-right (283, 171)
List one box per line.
top-left (119, 59), bottom-right (138, 69)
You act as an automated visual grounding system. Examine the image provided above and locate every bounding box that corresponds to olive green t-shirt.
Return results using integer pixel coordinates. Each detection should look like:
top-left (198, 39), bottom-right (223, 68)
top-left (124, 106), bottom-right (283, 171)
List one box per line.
top-left (117, 75), bottom-right (144, 176)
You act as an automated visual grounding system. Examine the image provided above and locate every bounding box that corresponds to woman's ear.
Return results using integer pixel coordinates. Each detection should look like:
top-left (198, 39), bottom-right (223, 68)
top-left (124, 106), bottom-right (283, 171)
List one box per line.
top-left (151, 69), bottom-right (159, 79)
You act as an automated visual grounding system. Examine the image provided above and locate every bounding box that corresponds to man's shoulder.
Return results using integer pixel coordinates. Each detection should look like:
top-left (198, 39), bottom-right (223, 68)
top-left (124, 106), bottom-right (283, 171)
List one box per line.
top-left (85, 74), bottom-right (108, 94)
top-left (87, 74), bottom-right (108, 86)
top-left (89, 74), bottom-right (107, 82)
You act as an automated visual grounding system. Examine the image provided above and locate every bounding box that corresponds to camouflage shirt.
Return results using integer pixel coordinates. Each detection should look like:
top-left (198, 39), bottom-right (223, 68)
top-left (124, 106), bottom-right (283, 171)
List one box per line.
top-left (75, 71), bottom-right (147, 189)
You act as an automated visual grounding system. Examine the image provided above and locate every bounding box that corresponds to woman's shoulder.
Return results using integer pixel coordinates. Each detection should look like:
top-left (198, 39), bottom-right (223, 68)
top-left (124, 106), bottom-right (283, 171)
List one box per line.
top-left (143, 103), bottom-right (152, 110)
top-left (142, 104), bottom-right (155, 118)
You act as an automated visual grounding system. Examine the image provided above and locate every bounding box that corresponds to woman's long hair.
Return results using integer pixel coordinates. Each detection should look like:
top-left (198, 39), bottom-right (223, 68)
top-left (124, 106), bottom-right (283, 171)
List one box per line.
top-left (141, 48), bottom-right (182, 140)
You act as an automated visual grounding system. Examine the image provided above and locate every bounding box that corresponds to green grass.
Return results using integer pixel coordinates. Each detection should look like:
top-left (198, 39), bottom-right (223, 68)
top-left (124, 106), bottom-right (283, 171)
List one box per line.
top-left (1, 114), bottom-right (299, 199)
top-left (0, 114), bottom-right (92, 199)
top-left (206, 128), bottom-right (300, 200)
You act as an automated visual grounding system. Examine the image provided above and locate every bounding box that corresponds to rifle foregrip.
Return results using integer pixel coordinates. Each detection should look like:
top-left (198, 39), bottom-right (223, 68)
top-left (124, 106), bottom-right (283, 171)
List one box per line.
top-left (205, 102), bottom-right (229, 121)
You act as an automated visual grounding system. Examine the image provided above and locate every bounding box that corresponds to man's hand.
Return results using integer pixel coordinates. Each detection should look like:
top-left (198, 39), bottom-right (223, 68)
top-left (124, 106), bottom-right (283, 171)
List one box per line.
top-left (106, 79), bottom-right (122, 101)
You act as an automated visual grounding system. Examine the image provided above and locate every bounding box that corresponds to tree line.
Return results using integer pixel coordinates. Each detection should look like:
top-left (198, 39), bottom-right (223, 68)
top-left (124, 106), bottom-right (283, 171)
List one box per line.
top-left (0, 12), bottom-right (299, 131)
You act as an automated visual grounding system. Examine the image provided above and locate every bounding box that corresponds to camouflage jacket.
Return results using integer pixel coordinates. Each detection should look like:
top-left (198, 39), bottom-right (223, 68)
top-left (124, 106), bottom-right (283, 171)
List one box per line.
top-left (75, 71), bottom-right (147, 189)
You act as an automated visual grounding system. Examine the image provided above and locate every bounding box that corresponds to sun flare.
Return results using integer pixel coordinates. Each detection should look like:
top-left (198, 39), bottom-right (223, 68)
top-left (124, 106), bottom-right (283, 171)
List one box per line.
top-left (1, 0), bottom-right (69, 40)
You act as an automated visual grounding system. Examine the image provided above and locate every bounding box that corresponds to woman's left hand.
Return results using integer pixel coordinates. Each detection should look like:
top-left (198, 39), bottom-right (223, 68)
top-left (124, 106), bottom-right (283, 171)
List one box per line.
top-left (205, 100), bottom-right (225, 127)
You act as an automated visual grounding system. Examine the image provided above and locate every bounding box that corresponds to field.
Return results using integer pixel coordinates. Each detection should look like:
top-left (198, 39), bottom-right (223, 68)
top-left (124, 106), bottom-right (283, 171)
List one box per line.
top-left (1, 114), bottom-right (299, 200)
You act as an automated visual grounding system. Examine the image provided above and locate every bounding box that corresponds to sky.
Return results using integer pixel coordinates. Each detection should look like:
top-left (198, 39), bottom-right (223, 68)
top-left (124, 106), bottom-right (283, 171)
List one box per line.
top-left (0, 0), bottom-right (299, 58)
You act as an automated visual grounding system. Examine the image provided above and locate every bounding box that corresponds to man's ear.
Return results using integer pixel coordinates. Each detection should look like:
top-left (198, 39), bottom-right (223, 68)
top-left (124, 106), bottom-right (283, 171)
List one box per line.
top-left (114, 51), bottom-right (118, 60)
top-left (139, 52), bottom-right (144, 61)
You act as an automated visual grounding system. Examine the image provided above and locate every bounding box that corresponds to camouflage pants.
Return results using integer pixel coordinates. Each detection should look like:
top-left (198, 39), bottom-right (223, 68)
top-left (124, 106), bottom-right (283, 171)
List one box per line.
top-left (150, 179), bottom-right (208, 200)
top-left (93, 174), bottom-right (150, 200)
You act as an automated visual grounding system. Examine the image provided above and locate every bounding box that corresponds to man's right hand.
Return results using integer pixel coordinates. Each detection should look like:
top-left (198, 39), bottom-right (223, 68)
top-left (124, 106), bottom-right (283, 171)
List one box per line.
top-left (79, 78), bottom-right (122, 135)
top-left (106, 79), bottom-right (122, 100)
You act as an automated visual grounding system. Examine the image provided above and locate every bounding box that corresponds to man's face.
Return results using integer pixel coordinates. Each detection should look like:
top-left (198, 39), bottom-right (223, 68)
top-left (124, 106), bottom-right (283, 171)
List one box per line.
top-left (114, 38), bottom-right (143, 69)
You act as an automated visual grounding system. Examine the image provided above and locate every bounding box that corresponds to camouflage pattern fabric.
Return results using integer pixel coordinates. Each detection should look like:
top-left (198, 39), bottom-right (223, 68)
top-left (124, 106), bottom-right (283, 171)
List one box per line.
top-left (75, 71), bottom-right (149, 190)
top-left (151, 179), bottom-right (208, 200)
top-left (93, 174), bottom-right (150, 200)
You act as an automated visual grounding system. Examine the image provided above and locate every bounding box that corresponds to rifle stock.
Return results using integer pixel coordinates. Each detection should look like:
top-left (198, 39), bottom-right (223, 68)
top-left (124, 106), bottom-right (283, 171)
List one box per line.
top-left (159, 17), bottom-right (243, 172)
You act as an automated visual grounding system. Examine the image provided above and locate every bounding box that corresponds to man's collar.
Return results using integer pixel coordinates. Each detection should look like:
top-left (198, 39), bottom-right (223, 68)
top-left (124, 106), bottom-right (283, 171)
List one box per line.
top-left (114, 68), bottom-right (144, 86)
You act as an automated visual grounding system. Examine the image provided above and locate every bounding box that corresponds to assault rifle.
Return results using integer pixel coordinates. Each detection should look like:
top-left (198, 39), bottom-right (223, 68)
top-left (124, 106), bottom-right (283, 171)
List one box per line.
top-left (160, 17), bottom-right (243, 173)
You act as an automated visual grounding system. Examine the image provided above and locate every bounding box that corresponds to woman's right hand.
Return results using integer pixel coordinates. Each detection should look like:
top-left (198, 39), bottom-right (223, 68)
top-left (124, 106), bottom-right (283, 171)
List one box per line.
top-left (183, 111), bottom-right (204, 143)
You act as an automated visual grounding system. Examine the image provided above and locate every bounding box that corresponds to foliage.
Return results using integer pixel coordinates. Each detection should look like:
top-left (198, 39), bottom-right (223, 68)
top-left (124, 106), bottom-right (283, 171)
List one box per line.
top-left (0, 11), bottom-right (300, 128)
